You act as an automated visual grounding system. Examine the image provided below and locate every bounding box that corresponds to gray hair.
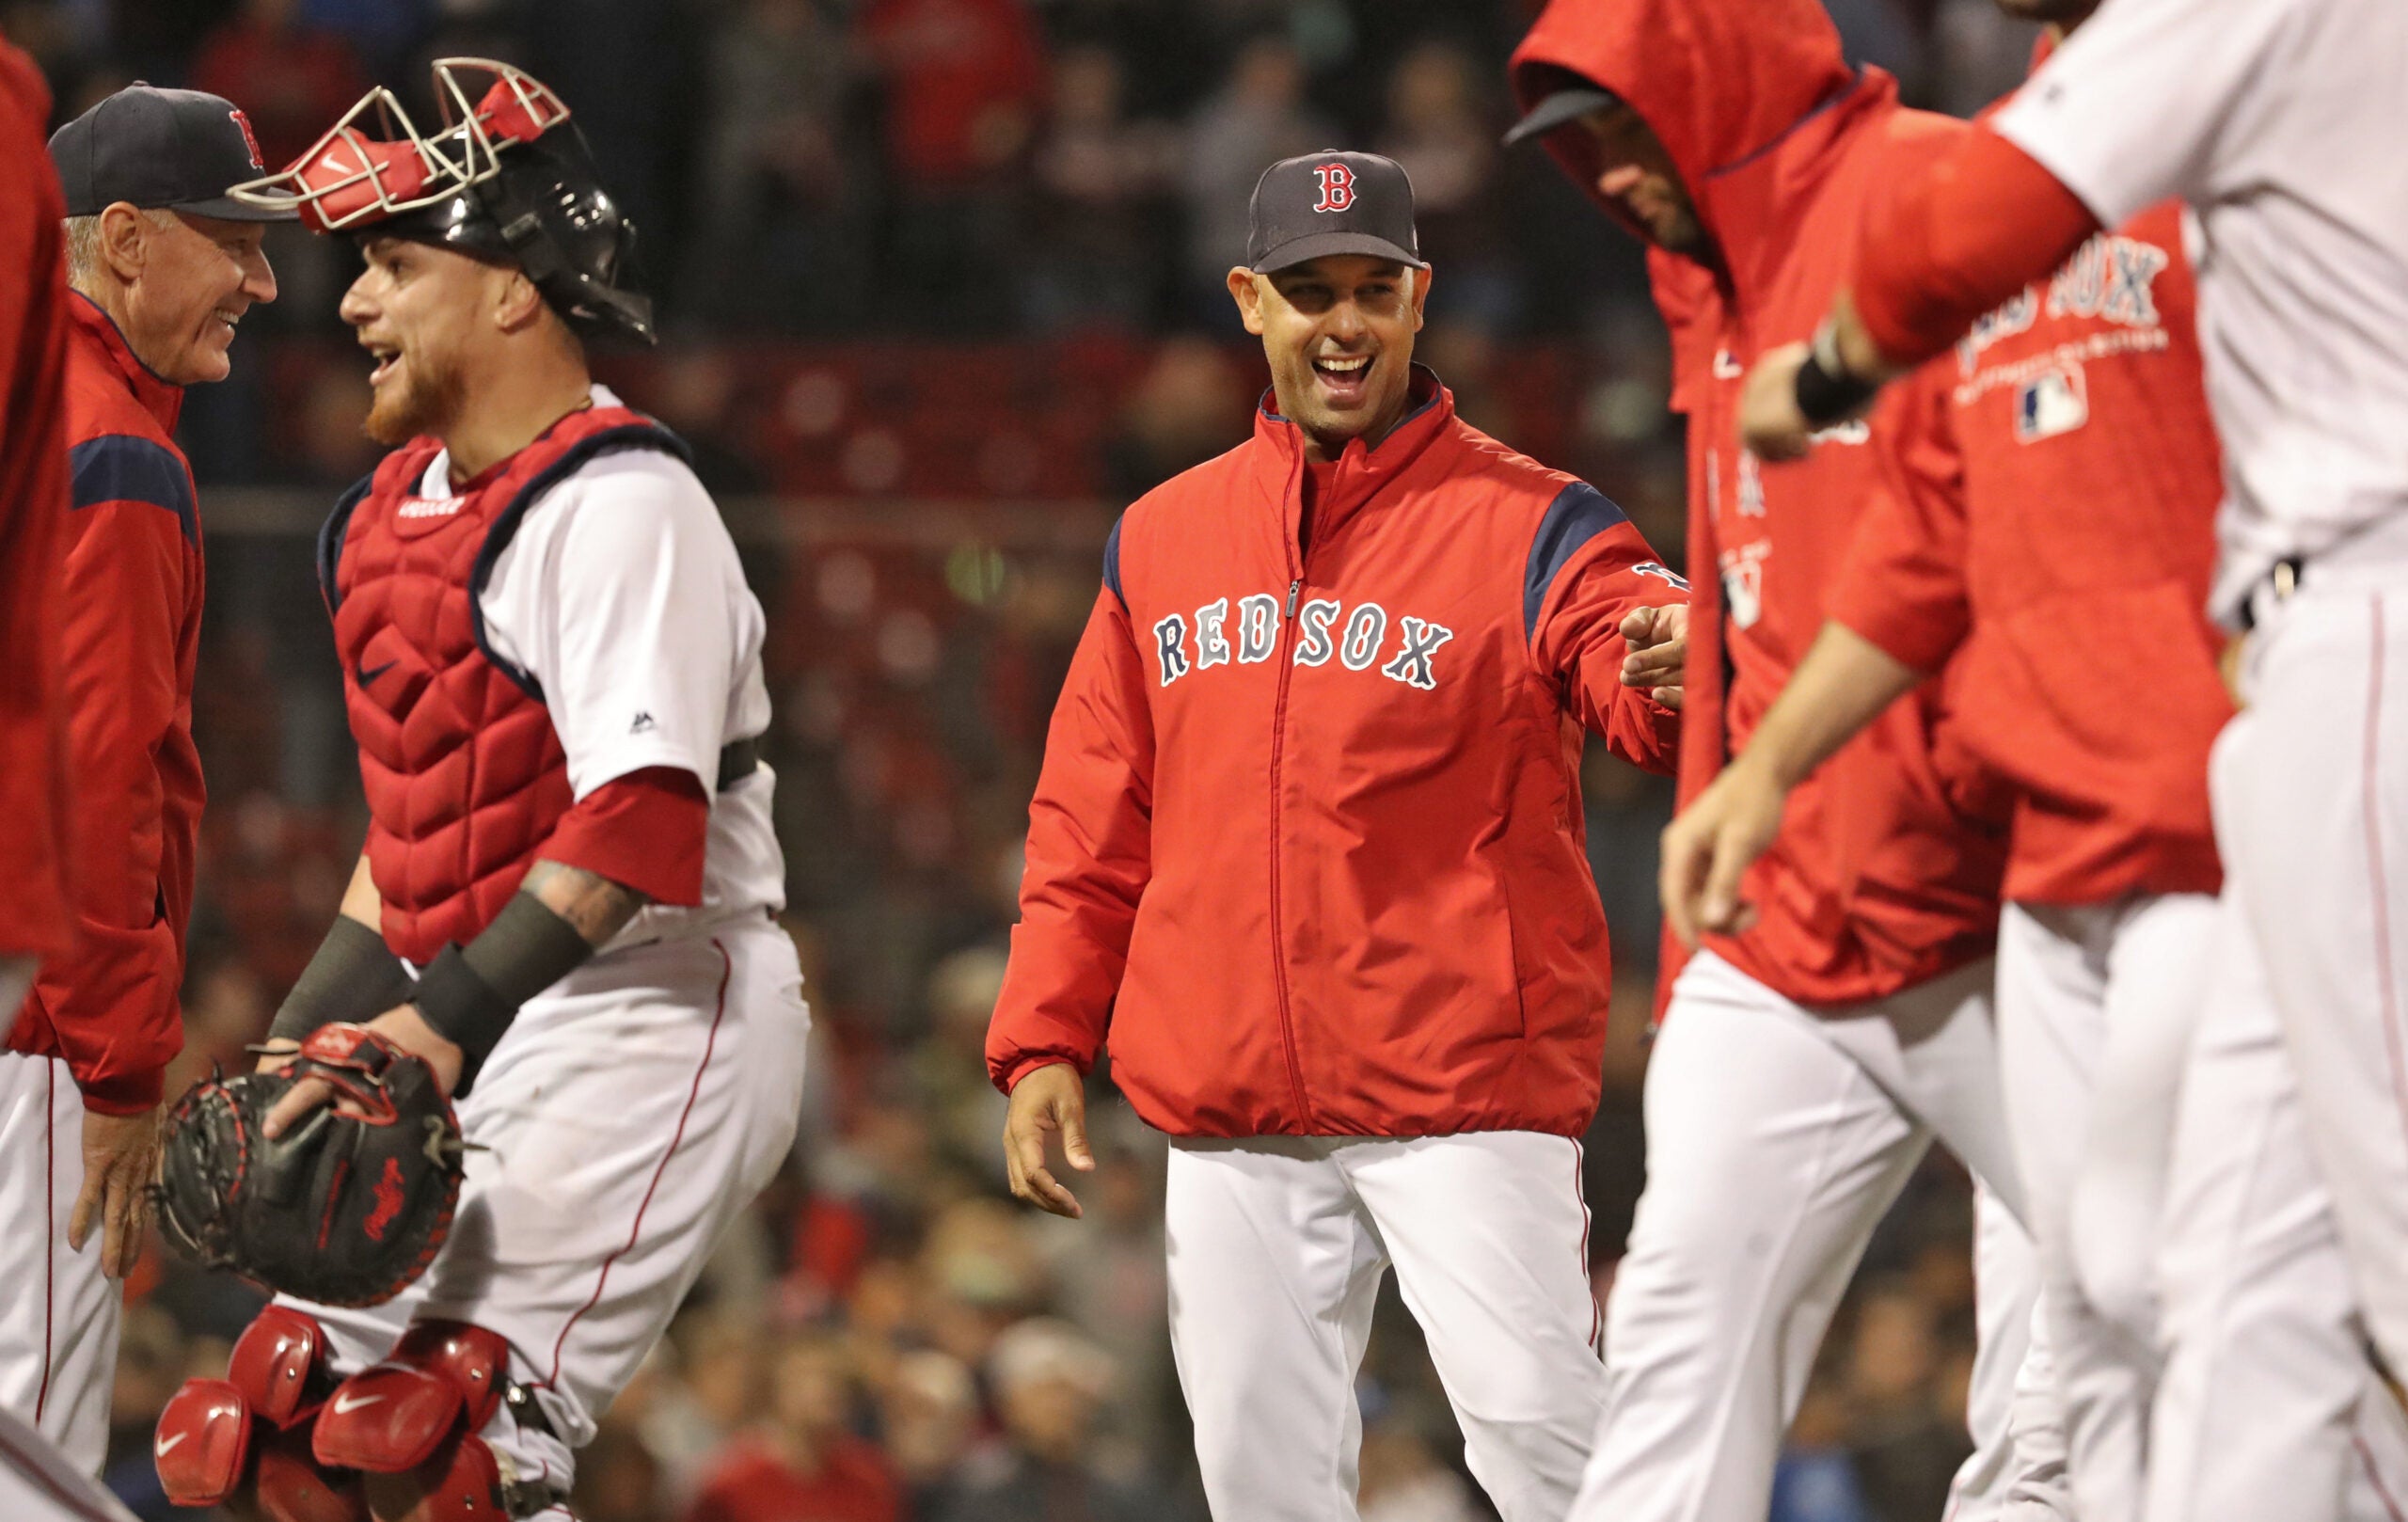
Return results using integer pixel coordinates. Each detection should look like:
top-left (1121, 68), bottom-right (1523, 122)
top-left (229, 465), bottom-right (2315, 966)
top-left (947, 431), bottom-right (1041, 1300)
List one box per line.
top-left (61, 207), bottom-right (179, 293)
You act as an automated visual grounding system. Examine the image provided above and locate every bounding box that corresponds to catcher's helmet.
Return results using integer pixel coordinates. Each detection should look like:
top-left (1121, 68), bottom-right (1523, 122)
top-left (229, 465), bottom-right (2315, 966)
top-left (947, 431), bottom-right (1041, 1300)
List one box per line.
top-left (228, 59), bottom-right (655, 345)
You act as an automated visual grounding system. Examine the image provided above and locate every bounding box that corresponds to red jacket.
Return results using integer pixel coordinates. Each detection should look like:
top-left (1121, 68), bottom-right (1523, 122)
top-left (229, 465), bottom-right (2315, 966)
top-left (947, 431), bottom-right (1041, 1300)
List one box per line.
top-left (1513, 0), bottom-right (2009, 1010)
top-left (1831, 187), bottom-right (2227, 905)
top-left (0, 40), bottom-right (72, 966)
top-left (986, 372), bottom-right (1685, 1139)
top-left (7, 295), bottom-right (203, 1112)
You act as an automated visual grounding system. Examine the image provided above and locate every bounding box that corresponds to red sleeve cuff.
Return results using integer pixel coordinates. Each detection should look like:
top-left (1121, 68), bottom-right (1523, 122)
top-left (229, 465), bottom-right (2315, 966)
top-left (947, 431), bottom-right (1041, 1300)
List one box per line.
top-left (77, 1063), bottom-right (164, 1115)
top-left (997, 1052), bottom-right (1086, 1097)
top-left (542, 767), bottom-right (711, 907)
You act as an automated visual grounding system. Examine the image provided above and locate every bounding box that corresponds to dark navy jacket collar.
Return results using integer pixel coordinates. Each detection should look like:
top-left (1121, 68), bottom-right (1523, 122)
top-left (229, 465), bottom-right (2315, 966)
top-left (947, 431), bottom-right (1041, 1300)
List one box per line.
top-left (69, 291), bottom-right (184, 436)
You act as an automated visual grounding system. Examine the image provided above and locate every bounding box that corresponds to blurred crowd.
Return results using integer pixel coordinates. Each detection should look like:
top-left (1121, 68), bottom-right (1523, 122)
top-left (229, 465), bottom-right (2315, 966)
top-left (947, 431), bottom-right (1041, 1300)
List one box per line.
top-left (4, 1), bottom-right (2047, 1518)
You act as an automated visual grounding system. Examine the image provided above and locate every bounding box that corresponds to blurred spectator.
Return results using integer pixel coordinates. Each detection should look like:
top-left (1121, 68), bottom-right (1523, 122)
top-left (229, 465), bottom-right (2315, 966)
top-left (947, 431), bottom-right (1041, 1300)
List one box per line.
top-left (189, 0), bottom-right (366, 173)
top-left (1357, 1406), bottom-right (1485, 1522)
top-left (1373, 38), bottom-right (1518, 331)
top-left (1844, 1280), bottom-right (1973, 1522)
top-left (102, 1305), bottom-right (185, 1521)
top-left (1179, 36), bottom-right (1337, 318)
top-left (1019, 43), bottom-right (1176, 330)
top-left (576, 1413), bottom-right (672, 1522)
top-left (683, 0), bottom-right (866, 334)
top-left (684, 1333), bottom-right (903, 1522)
top-left (1771, 1344), bottom-right (1877, 1522)
top-left (877, 1348), bottom-right (981, 1515)
top-left (856, 0), bottom-right (1046, 328)
top-left (1097, 335), bottom-right (1250, 499)
top-left (933, 1318), bottom-right (1178, 1522)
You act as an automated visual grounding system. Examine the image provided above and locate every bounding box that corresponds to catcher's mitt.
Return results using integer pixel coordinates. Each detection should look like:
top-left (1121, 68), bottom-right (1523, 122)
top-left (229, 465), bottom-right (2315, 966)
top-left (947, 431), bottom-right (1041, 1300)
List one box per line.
top-left (155, 1023), bottom-right (467, 1308)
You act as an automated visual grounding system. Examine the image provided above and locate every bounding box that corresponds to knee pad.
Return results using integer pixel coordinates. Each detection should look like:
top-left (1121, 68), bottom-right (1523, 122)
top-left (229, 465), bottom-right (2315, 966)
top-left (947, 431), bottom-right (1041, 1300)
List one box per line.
top-left (311, 1322), bottom-right (553, 1520)
top-left (156, 1307), bottom-right (365, 1522)
top-left (311, 1321), bottom-right (511, 1474)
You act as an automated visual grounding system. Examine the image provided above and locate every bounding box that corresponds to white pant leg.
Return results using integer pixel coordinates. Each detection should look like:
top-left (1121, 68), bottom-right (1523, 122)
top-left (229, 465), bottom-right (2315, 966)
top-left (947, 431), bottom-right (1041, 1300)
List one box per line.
top-left (0, 1054), bottom-right (118, 1476)
top-left (1995, 895), bottom-right (2216, 1519)
top-left (1783, 955), bottom-right (2067, 1522)
top-left (1570, 952), bottom-right (1934, 1522)
top-left (1967, 1186), bottom-right (2071, 1522)
top-left (2147, 892), bottom-right (2365, 1522)
top-left (2215, 586), bottom-right (2408, 1375)
top-left (0, 1403), bottom-right (137, 1521)
top-left (1164, 1137), bottom-right (1387, 1522)
top-left (283, 919), bottom-right (811, 1499)
top-left (1340, 1133), bottom-right (1604, 1522)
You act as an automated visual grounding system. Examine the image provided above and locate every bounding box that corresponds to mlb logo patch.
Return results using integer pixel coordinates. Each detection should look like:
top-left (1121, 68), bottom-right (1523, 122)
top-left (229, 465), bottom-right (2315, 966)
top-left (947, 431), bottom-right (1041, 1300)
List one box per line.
top-left (2016, 364), bottom-right (2088, 442)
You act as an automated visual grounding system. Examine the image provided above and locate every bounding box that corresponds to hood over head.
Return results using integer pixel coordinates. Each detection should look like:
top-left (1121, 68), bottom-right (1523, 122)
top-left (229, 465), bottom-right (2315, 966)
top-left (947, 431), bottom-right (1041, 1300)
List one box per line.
top-left (1509, 0), bottom-right (1860, 258)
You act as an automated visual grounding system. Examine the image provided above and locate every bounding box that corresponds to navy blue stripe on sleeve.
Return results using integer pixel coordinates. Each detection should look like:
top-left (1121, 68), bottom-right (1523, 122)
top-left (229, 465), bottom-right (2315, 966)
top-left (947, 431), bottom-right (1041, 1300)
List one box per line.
top-left (1524, 482), bottom-right (1631, 642)
top-left (1102, 515), bottom-right (1128, 612)
top-left (68, 435), bottom-right (197, 544)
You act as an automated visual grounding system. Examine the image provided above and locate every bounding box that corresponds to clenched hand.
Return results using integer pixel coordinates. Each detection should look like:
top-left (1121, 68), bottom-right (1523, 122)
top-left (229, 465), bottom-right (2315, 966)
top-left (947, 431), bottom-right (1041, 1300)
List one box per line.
top-left (1620, 602), bottom-right (1689, 709)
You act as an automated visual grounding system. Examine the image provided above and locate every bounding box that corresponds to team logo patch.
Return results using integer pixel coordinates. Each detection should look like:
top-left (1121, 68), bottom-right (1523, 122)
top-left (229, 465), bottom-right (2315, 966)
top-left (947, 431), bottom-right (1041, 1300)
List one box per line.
top-left (1312, 163), bottom-right (1356, 214)
top-left (2016, 364), bottom-right (2089, 442)
top-left (229, 107), bottom-right (264, 172)
top-left (395, 495), bottom-right (463, 520)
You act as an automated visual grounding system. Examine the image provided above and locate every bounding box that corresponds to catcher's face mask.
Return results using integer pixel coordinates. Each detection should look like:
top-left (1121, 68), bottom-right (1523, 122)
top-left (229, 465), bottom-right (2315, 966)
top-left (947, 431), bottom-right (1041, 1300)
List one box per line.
top-left (229, 59), bottom-right (656, 345)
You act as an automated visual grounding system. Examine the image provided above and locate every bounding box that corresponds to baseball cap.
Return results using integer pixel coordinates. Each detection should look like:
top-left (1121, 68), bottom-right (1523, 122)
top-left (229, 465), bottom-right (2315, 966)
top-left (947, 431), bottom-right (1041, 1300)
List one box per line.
top-left (50, 85), bottom-right (297, 222)
top-left (1244, 151), bottom-right (1427, 274)
top-left (1503, 83), bottom-right (1621, 147)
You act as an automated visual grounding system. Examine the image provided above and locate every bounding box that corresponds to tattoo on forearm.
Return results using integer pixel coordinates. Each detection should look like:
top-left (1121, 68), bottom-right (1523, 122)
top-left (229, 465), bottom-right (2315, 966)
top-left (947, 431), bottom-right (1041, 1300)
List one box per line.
top-left (522, 860), bottom-right (652, 946)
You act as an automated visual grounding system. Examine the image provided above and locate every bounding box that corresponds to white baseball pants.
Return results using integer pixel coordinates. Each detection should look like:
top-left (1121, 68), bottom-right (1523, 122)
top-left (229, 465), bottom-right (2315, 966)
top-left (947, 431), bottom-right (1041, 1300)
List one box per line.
top-left (1568, 949), bottom-right (2070, 1522)
top-left (0, 1401), bottom-right (137, 1521)
top-left (2146, 877), bottom-right (2408, 1522)
top-left (1995, 892), bottom-right (2218, 1518)
top-left (278, 916), bottom-right (810, 1508)
top-left (1164, 1130), bottom-right (1604, 1522)
top-left (0, 1053), bottom-right (119, 1476)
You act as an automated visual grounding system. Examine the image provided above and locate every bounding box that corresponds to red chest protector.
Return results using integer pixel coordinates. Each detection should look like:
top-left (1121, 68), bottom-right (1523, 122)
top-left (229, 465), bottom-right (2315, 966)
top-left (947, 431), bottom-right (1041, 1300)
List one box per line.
top-left (319, 406), bottom-right (688, 963)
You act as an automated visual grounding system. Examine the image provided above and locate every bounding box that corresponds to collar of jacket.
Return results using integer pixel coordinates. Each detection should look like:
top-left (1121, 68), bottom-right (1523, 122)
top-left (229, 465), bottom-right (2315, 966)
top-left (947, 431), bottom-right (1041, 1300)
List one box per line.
top-left (68, 290), bottom-right (184, 436)
top-left (1691, 69), bottom-right (1896, 323)
top-left (1248, 363), bottom-right (1453, 538)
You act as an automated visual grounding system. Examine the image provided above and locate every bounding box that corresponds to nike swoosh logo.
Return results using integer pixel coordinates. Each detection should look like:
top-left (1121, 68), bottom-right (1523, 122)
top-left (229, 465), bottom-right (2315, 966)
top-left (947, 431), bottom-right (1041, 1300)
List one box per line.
top-left (155, 1431), bottom-right (188, 1457)
top-left (356, 659), bottom-right (398, 687)
top-left (331, 1391), bottom-right (386, 1416)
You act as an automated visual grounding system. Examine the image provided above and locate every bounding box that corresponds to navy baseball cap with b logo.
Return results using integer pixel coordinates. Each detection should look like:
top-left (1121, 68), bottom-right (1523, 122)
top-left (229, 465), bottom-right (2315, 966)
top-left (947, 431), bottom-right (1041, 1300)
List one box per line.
top-left (49, 85), bottom-right (297, 222)
top-left (1245, 151), bottom-right (1427, 273)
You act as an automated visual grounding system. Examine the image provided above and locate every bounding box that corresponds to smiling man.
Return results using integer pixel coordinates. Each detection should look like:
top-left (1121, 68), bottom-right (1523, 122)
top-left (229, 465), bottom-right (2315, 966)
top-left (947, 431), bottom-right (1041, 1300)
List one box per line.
top-left (988, 150), bottom-right (1688, 1522)
top-left (0, 83), bottom-right (286, 1475)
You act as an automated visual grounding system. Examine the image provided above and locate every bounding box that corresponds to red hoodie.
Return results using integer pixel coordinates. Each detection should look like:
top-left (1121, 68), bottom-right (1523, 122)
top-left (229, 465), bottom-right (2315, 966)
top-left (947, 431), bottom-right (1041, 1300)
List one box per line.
top-left (1829, 54), bottom-right (2229, 904)
top-left (987, 372), bottom-right (1684, 1139)
top-left (1513, 0), bottom-right (2008, 1009)
top-left (0, 40), bottom-right (72, 967)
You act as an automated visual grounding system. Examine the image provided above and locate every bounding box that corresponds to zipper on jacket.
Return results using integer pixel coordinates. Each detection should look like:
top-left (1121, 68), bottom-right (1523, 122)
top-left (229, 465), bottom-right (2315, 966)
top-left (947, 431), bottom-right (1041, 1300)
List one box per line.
top-left (1266, 548), bottom-right (1315, 1129)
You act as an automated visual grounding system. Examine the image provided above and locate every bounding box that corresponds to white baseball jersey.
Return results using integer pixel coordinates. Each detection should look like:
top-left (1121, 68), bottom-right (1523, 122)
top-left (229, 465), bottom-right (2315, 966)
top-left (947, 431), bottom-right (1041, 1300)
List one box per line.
top-left (1993, 0), bottom-right (2408, 619)
top-left (396, 387), bottom-right (784, 943)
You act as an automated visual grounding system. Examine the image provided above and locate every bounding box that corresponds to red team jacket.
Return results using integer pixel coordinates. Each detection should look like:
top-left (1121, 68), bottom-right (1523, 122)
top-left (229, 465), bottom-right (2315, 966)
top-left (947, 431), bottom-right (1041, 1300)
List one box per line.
top-left (1513, 0), bottom-right (2010, 1010)
top-left (986, 372), bottom-right (1686, 1138)
top-left (1829, 98), bottom-right (2229, 904)
top-left (0, 40), bottom-right (73, 968)
top-left (6, 295), bottom-right (205, 1113)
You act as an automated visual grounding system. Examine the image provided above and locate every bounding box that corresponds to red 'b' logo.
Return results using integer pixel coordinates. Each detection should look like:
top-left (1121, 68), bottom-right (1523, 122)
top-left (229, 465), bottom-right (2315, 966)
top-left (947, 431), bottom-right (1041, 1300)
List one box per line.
top-left (1311, 163), bottom-right (1356, 214)
top-left (229, 108), bottom-right (264, 172)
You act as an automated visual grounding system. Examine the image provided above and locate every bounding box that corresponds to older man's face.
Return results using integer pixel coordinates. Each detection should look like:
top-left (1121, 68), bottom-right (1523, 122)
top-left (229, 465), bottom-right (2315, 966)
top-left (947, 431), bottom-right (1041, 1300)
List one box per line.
top-left (128, 212), bottom-right (277, 385)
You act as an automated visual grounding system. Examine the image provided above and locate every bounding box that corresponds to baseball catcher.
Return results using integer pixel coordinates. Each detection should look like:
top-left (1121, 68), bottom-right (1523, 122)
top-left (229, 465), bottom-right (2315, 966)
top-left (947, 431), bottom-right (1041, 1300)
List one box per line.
top-left (150, 59), bottom-right (809, 1522)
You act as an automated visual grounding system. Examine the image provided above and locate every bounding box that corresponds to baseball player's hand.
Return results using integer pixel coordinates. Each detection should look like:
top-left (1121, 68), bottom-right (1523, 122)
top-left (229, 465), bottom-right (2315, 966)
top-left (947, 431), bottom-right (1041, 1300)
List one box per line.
top-left (253, 1039), bottom-right (301, 1076)
top-left (1660, 752), bottom-right (1789, 948)
top-left (262, 1004), bottom-right (464, 1139)
top-left (1621, 603), bottom-right (1688, 709)
top-left (1738, 342), bottom-right (1817, 461)
top-left (1004, 1062), bottom-right (1093, 1219)
top-left (71, 1102), bottom-right (160, 1279)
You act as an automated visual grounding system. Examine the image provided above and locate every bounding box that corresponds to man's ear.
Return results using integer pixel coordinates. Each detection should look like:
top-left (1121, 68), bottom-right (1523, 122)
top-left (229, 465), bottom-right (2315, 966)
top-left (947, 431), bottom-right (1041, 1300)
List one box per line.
top-left (1409, 265), bottom-right (1433, 331)
top-left (492, 266), bottom-right (550, 333)
top-left (1227, 266), bottom-right (1269, 337)
top-left (97, 202), bottom-right (151, 283)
